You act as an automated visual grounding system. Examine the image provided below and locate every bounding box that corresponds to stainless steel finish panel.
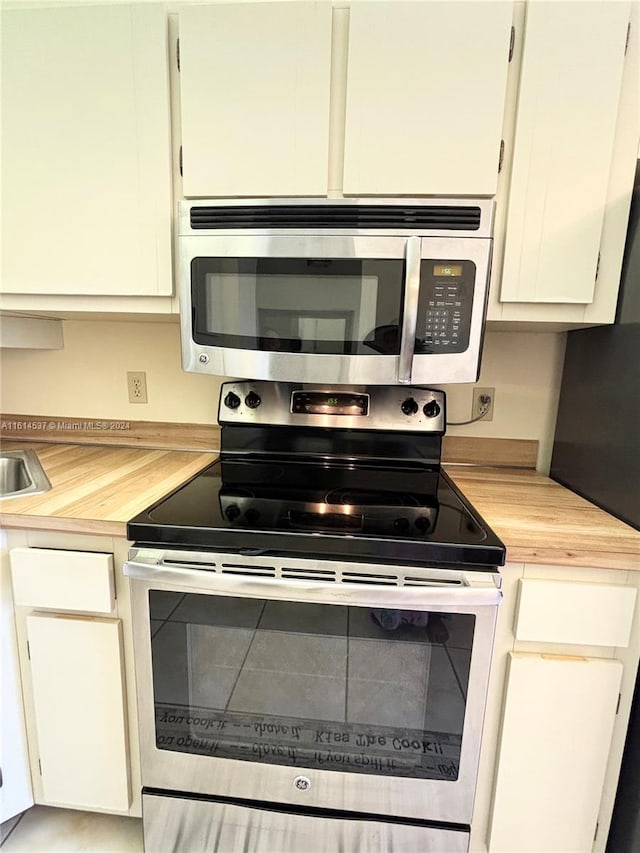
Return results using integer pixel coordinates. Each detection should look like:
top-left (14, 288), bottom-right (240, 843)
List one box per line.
top-left (180, 196), bottom-right (495, 238)
top-left (126, 548), bottom-right (499, 824)
top-left (179, 233), bottom-right (406, 385)
top-left (179, 225), bottom-right (492, 385)
top-left (411, 236), bottom-right (493, 385)
top-left (398, 236), bottom-right (422, 384)
top-left (218, 382), bottom-right (446, 433)
top-left (143, 793), bottom-right (470, 853)
top-left (125, 549), bottom-right (501, 606)
top-left (0, 450), bottom-right (51, 499)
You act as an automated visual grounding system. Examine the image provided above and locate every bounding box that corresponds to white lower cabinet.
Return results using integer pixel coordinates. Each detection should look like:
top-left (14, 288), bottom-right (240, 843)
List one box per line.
top-left (489, 653), bottom-right (622, 852)
top-left (8, 534), bottom-right (140, 817)
top-left (472, 564), bottom-right (640, 853)
top-left (26, 614), bottom-right (130, 812)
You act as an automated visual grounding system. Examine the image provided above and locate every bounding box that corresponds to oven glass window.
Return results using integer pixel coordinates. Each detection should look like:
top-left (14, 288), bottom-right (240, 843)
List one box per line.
top-left (191, 258), bottom-right (404, 355)
top-left (150, 593), bottom-right (474, 781)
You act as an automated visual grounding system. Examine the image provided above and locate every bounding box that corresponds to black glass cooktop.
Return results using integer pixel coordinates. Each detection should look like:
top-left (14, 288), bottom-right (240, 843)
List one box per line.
top-left (128, 459), bottom-right (505, 568)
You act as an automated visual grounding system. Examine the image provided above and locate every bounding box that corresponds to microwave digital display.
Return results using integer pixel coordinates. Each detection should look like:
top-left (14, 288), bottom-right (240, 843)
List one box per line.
top-left (433, 264), bottom-right (463, 277)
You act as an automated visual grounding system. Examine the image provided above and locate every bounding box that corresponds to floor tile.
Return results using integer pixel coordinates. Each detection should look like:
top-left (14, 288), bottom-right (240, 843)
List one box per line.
top-left (1, 806), bottom-right (142, 852)
top-left (229, 669), bottom-right (346, 721)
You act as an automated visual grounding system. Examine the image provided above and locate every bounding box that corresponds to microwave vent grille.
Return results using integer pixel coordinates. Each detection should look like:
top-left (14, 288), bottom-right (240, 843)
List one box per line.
top-left (189, 204), bottom-right (482, 231)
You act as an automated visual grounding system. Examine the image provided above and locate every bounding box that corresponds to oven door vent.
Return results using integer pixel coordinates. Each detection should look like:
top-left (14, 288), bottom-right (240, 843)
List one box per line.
top-left (221, 563), bottom-right (276, 578)
top-left (341, 571), bottom-right (399, 586)
top-left (403, 576), bottom-right (465, 587)
top-left (281, 567), bottom-right (337, 583)
top-left (147, 552), bottom-right (480, 590)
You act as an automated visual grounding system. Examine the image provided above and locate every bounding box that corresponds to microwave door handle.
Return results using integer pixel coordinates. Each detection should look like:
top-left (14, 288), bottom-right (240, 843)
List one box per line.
top-left (398, 236), bottom-right (421, 384)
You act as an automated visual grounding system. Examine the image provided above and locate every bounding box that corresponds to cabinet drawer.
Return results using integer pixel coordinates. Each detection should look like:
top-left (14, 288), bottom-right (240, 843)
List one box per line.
top-left (514, 578), bottom-right (637, 647)
top-left (10, 547), bottom-right (115, 614)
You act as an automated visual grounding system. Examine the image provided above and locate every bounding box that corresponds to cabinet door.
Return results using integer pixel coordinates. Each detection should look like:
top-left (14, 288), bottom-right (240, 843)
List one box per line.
top-left (26, 613), bottom-right (130, 812)
top-left (488, 653), bottom-right (622, 853)
top-left (179, 2), bottom-right (332, 198)
top-left (343, 2), bottom-right (513, 196)
top-left (1, 4), bottom-right (172, 297)
top-left (500, 2), bottom-right (630, 305)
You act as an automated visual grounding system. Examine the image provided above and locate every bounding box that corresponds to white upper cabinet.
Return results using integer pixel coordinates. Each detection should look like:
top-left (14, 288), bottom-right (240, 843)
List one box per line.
top-left (500, 1), bottom-right (629, 305)
top-left (178, 2), bottom-right (333, 198)
top-left (343, 2), bottom-right (513, 197)
top-left (1, 3), bottom-right (172, 297)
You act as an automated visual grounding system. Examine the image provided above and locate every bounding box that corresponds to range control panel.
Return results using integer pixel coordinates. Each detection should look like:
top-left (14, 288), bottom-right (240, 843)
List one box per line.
top-left (415, 260), bottom-right (475, 354)
top-left (219, 382), bottom-right (446, 434)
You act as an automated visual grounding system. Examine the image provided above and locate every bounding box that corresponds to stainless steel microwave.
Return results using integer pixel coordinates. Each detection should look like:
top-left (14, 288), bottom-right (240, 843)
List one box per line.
top-left (178, 198), bottom-right (494, 385)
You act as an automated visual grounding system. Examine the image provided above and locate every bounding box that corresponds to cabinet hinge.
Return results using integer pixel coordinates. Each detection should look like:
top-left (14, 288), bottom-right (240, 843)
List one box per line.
top-left (176, 37), bottom-right (180, 71)
top-left (27, 640), bottom-right (31, 660)
top-left (595, 251), bottom-right (601, 280)
top-left (625, 22), bottom-right (631, 55)
top-left (179, 146), bottom-right (183, 177)
top-left (498, 139), bottom-right (505, 173)
top-left (509, 26), bottom-right (516, 62)
top-left (616, 693), bottom-right (622, 714)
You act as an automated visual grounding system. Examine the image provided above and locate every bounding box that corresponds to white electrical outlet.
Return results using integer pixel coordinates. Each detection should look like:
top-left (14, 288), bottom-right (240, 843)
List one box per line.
top-left (472, 386), bottom-right (495, 422)
top-left (127, 371), bottom-right (148, 404)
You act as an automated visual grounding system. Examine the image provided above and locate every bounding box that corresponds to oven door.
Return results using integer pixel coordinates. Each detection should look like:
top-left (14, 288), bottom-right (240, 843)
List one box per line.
top-left (180, 234), bottom-right (491, 385)
top-left (125, 549), bottom-right (500, 825)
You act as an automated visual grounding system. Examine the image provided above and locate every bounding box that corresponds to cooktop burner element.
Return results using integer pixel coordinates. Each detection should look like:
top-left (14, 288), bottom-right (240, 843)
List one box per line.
top-left (128, 382), bottom-right (505, 569)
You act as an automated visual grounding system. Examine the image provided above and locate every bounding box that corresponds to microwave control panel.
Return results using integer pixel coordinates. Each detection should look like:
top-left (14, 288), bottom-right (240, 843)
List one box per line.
top-left (415, 260), bottom-right (476, 354)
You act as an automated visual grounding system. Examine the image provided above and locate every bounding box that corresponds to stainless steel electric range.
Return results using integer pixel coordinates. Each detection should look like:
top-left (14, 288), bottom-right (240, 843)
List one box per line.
top-left (125, 381), bottom-right (505, 853)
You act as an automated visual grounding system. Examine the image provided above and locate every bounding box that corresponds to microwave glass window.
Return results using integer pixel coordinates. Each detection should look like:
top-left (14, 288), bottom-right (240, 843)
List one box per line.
top-left (415, 260), bottom-right (476, 355)
top-left (191, 258), bottom-right (405, 355)
top-left (149, 592), bottom-right (474, 782)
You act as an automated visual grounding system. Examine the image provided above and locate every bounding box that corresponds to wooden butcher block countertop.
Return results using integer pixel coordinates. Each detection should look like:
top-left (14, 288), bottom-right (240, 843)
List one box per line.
top-left (0, 441), bottom-right (638, 571)
top-left (447, 465), bottom-right (639, 572)
top-left (0, 441), bottom-right (216, 537)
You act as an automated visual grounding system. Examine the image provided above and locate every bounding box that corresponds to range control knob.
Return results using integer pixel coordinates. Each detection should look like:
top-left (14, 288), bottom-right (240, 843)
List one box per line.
top-left (423, 400), bottom-right (441, 419)
top-left (225, 504), bottom-right (241, 521)
top-left (400, 397), bottom-right (419, 416)
top-left (415, 516), bottom-right (431, 533)
top-left (245, 508), bottom-right (261, 525)
top-left (224, 391), bottom-right (241, 410)
top-left (393, 517), bottom-right (410, 532)
top-left (245, 391), bottom-right (262, 409)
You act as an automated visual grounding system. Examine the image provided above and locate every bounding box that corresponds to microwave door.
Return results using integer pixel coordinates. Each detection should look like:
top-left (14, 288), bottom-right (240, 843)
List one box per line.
top-left (181, 235), bottom-right (409, 385)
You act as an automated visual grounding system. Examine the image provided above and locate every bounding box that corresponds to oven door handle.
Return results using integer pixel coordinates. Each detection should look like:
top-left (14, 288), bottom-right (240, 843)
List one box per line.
top-left (124, 560), bottom-right (501, 608)
top-left (398, 235), bottom-right (422, 384)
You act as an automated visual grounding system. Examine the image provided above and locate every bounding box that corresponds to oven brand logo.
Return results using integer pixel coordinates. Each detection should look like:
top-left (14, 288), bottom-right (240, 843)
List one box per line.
top-left (294, 775), bottom-right (311, 792)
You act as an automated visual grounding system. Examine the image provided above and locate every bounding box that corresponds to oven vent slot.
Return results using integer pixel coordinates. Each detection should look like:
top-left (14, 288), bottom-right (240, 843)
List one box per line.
top-left (341, 571), bottom-right (399, 587)
top-left (163, 558), bottom-right (218, 570)
top-left (221, 563), bottom-right (276, 578)
top-left (281, 567), bottom-right (337, 583)
top-left (190, 204), bottom-right (482, 232)
top-left (403, 576), bottom-right (464, 587)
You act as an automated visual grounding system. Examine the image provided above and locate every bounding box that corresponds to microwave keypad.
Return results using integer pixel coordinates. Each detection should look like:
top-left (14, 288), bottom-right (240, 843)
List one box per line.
top-left (415, 261), bottom-right (475, 354)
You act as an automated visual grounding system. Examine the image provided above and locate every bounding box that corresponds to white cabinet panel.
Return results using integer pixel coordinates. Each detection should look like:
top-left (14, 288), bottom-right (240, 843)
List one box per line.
top-left (488, 652), bottom-right (622, 853)
top-left (26, 614), bottom-right (130, 812)
top-left (179, 2), bottom-right (332, 197)
top-left (343, 1), bottom-right (512, 196)
top-left (500, 1), bottom-right (629, 305)
top-left (515, 578), bottom-right (637, 648)
top-left (11, 547), bottom-right (114, 615)
top-left (1, 3), bottom-right (172, 296)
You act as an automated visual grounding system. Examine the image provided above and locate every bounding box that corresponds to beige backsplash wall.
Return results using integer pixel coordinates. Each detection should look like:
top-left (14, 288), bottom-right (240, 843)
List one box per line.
top-left (0, 320), bottom-right (566, 472)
